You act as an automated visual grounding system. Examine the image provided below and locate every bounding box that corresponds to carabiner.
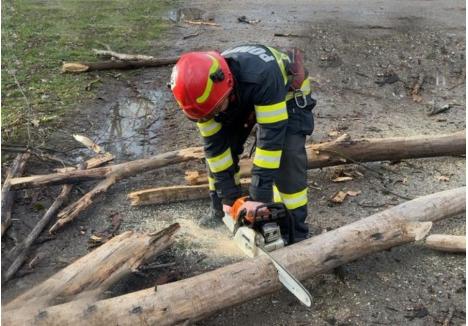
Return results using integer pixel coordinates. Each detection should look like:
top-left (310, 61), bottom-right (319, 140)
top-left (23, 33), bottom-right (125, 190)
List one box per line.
top-left (294, 90), bottom-right (307, 109)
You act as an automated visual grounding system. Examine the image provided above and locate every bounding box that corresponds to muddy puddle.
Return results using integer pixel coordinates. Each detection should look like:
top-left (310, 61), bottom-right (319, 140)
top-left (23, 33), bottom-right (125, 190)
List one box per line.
top-left (93, 89), bottom-right (171, 160)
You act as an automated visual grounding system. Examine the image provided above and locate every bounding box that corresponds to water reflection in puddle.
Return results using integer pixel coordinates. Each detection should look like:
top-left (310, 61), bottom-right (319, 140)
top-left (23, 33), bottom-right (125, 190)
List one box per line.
top-left (95, 89), bottom-right (169, 160)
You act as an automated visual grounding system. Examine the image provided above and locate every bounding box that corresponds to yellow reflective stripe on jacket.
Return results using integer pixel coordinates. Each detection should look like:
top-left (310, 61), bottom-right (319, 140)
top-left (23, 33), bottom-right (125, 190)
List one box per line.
top-left (266, 46), bottom-right (289, 85)
top-left (206, 148), bottom-right (233, 173)
top-left (254, 101), bottom-right (288, 124)
top-left (208, 176), bottom-right (216, 191)
top-left (234, 171), bottom-right (241, 185)
top-left (197, 118), bottom-right (222, 137)
top-left (196, 55), bottom-right (220, 104)
top-left (273, 186), bottom-right (308, 210)
top-left (253, 147), bottom-right (282, 169)
top-left (286, 77), bottom-right (311, 101)
top-left (273, 185), bottom-right (282, 203)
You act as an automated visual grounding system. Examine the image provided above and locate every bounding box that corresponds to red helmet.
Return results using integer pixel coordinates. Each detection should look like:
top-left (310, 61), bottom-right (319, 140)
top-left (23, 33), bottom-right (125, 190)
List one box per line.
top-left (170, 51), bottom-right (233, 120)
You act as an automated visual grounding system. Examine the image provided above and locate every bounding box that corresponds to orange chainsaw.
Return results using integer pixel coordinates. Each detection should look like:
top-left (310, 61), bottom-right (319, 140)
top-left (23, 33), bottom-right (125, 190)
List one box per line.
top-left (222, 196), bottom-right (312, 307)
top-left (222, 196), bottom-right (295, 257)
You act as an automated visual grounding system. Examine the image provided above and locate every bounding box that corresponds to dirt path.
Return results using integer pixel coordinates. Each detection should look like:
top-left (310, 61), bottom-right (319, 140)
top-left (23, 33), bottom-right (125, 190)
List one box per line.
top-left (2, 1), bottom-right (465, 325)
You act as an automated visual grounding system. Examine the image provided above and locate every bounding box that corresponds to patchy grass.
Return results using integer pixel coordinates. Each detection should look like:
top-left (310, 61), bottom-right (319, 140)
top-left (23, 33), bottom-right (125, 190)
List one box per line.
top-left (1, 0), bottom-right (173, 144)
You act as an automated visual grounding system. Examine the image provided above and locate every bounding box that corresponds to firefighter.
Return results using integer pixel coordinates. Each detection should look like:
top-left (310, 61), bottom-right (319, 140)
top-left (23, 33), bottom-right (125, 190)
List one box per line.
top-left (170, 44), bottom-right (316, 242)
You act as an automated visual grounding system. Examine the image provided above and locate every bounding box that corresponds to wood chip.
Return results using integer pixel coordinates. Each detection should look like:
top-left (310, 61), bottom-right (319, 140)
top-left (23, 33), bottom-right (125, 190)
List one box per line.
top-left (73, 134), bottom-right (104, 154)
top-left (332, 176), bottom-right (353, 183)
top-left (346, 190), bottom-right (362, 197)
top-left (330, 191), bottom-right (348, 203)
top-left (184, 20), bottom-right (220, 26)
top-left (62, 62), bottom-right (90, 73)
top-left (437, 176), bottom-right (450, 182)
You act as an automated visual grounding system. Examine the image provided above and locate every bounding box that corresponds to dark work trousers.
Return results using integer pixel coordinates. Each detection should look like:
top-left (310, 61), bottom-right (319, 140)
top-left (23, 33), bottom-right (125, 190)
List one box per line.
top-left (209, 96), bottom-right (315, 242)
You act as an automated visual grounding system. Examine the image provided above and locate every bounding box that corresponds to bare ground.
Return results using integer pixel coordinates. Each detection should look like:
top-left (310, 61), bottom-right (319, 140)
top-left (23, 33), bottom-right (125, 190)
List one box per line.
top-left (1, 0), bottom-right (466, 325)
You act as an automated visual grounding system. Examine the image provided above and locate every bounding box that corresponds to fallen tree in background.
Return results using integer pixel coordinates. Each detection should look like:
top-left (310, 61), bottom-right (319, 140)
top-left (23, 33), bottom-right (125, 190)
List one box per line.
top-left (423, 234), bottom-right (465, 253)
top-left (62, 48), bottom-right (179, 73)
top-left (4, 224), bottom-right (179, 312)
top-left (3, 187), bottom-right (464, 326)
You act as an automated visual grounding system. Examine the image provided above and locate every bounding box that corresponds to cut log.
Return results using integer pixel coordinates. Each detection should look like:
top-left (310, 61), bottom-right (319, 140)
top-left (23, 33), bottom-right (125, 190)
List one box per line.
top-left (62, 56), bottom-right (179, 73)
top-left (128, 184), bottom-right (212, 206)
top-left (9, 147), bottom-right (204, 190)
top-left (186, 131), bottom-right (467, 185)
top-left (3, 187), bottom-right (464, 326)
top-left (423, 234), bottom-right (466, 253)
top-left (128, 180), bottom-right (250, 206)
top-left (1, 152), bottom-right (31, 236)
top-left (4, 223), bottom-right (180, 312)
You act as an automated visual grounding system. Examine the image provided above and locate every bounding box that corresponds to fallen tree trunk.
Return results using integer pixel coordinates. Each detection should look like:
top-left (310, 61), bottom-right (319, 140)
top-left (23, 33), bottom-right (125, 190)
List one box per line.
top-left (1, 152), bottom-right (31, 236)
top-left (424, 234), bottom-right (466, 253)
top-left (305, 130), bottom-right (466, 169)
top-left (4, 223), bottom-right (180, 312)
top-left (9, 147), bottom-right (204, 190)
top-left (4, 187), bottom-right (464, 326)
top-left (62, 56), bottom-right (179, 73)
top-left (186, 131), bottom-right (466, 185)
top-left (9, 132), bottom-right (465, 190)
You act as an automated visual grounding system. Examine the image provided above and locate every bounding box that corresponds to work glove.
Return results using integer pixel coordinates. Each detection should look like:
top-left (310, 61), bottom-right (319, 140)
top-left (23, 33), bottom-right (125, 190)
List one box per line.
top-left (239, 201), bottom-right (269, 222)
top-left (223, 204), bottom-right (232, 216)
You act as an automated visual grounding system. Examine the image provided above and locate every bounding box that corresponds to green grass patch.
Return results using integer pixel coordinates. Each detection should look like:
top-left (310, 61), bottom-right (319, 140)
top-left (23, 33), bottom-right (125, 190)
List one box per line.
top-left (2, 0), bottom-right (173, 143)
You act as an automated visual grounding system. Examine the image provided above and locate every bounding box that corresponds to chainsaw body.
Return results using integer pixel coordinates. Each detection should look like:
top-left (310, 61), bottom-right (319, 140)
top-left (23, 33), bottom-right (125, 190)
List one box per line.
top-left (223, 197), bottom-right (294, 257)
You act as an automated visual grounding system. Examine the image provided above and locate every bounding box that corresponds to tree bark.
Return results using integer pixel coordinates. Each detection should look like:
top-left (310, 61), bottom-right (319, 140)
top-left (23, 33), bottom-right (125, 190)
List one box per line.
top-left (9, 147), bottom-right (204, 190)
top-left (1, 152), bottom-right (31, 236)
top-left (3, 187), bottom-right (464, 326)
top-left (424, 234), bottom-right (466, 253)
top-left (62, 56), bottom-right (179, 73)
top-left (4, 223), bottom-right (180, 312)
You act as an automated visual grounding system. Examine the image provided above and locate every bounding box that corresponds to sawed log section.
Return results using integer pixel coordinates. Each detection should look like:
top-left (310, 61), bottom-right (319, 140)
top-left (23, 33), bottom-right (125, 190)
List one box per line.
top-left (3, 187), bottom-right (464, 326)
top-left (424, 234), bottom-right (466, 253)
top-left (4, 223), bottom-right (179, 312)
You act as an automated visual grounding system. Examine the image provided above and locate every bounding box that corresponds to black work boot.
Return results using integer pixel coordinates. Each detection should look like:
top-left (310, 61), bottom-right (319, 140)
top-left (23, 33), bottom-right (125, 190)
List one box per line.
top-left (199, 191), bottom-right (224, 227)
top-left (199, 208), bottom-right (224, 227)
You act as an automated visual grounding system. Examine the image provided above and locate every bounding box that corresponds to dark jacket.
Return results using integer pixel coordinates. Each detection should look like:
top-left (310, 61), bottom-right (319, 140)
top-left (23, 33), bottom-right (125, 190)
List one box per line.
top-left (197, 44), bottom-right (292, 205)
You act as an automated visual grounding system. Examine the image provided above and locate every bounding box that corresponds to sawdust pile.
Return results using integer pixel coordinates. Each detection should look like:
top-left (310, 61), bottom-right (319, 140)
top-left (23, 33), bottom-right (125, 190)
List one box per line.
top-left (176, 219), bottom-right (245, 259)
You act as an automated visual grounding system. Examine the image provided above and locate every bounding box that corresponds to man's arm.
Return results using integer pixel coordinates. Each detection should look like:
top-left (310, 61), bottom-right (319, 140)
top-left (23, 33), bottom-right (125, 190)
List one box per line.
top-left (197, 118), bottom-right (242, 205)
